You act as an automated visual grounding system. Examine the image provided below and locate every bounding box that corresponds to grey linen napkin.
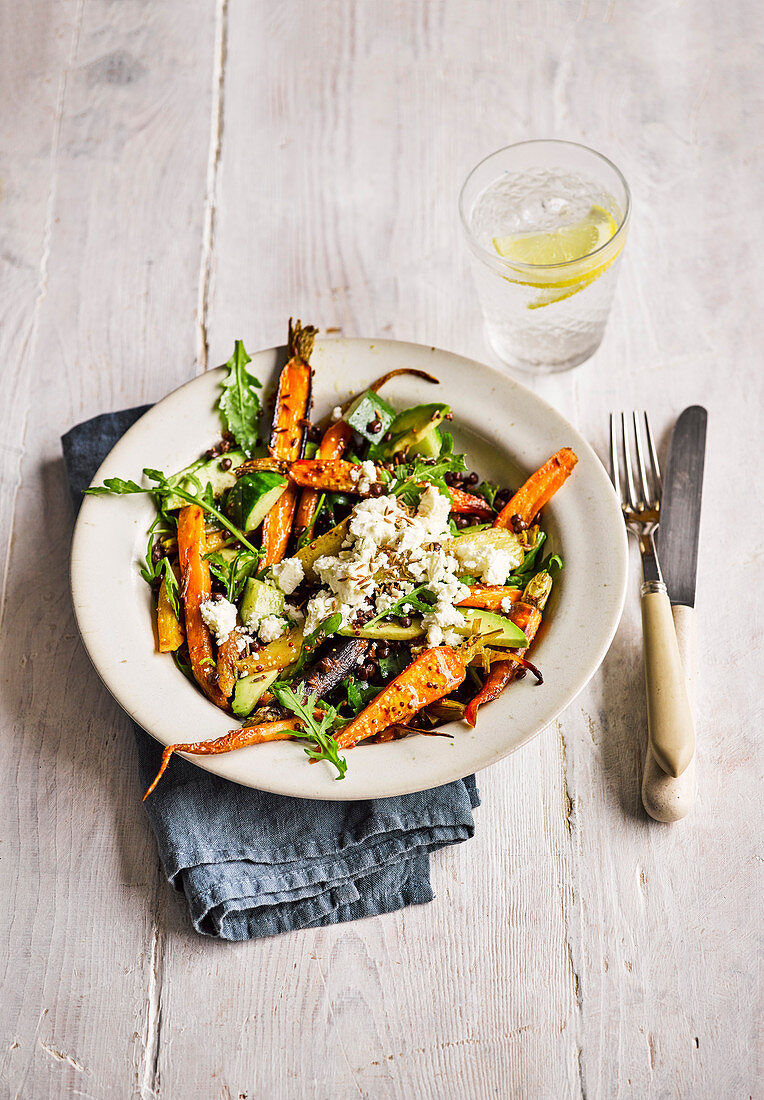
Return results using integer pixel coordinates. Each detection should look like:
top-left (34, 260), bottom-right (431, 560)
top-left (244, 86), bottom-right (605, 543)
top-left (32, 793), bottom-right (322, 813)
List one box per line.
top-left (62, 408), bottom-right (479, 939)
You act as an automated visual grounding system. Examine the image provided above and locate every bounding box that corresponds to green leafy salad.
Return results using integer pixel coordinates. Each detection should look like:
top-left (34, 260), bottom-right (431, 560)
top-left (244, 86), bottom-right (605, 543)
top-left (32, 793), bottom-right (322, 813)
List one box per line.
top-left (86, 320), bottom-right (576, 795)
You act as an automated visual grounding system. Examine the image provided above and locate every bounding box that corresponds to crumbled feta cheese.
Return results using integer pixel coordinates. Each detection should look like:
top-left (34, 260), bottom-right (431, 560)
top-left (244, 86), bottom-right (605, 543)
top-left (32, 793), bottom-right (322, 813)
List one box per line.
top-left (500, 596), bottom-right (515, 614)
top-left (270, 556), bottom-right (304, 595)
top-left (302, 489), bottom-right (469, 640)
top-left (357, 459), bottom-right (378, 494)
top-left (258, 615), bottom-right (288, 643)
top-left (234, 630), bottom-right (253, 654)
top-left (284, 602), bottom-right (305, 623)
top-left (450, 542), bottom-right (520, 586)
top-left (200, 598), bottom-right (237, 645)
top-left (331, 405), bottom-right (343, 421)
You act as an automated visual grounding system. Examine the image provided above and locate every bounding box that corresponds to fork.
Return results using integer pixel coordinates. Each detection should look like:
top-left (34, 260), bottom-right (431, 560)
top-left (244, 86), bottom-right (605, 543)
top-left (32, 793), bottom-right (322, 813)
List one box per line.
top-left (610, 412), bottom-right (695, 780)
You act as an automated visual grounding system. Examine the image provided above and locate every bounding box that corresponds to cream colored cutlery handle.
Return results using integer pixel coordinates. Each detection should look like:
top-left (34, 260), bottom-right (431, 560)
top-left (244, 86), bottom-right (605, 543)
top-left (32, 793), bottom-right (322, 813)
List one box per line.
top-left (640, 585), bottom-right (695, 779)
top-left (641, 604), bottom-right (696, 821)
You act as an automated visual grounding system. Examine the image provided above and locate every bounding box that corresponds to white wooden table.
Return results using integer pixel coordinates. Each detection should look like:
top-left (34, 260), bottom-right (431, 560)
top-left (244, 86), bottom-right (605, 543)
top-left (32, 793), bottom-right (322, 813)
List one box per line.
top-left (2, 3), bottom-right (761, 1097)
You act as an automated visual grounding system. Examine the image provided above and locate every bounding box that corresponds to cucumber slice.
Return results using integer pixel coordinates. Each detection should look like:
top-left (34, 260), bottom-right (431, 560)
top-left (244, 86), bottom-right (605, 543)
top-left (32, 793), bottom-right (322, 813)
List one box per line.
top-left (240, 577), bottom-right (284, 629)
top-left (232, 669), bottom-right (279, 718)
top-left (164, 449), bottom-right (245, 509)
top-left (227, 470), bottom-right (288, 532)
top-left (345, 390), bottom-right (396, 443)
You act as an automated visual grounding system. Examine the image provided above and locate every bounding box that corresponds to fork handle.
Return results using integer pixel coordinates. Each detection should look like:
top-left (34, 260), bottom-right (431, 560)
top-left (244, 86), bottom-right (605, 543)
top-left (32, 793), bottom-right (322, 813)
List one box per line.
top-left (640, 583), bottom-right (695, 779)
top-left (641, 604), bottom-right (696, 821)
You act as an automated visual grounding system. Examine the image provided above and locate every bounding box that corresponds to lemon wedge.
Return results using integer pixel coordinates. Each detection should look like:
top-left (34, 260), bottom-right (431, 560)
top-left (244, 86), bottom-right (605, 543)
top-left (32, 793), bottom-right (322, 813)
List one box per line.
top-left (493, 205), bottom-right (618, 267)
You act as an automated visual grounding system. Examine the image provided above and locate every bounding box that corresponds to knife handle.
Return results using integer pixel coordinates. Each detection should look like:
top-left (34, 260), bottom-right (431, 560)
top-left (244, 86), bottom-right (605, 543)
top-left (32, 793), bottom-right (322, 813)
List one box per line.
top-left (641, 597), bottom-right (697, 821)
top-left (640, 584), bottom-right (695, 778)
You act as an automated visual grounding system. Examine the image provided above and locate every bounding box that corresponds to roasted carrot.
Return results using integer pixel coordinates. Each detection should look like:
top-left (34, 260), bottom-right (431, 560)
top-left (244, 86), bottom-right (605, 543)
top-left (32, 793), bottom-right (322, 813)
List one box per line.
top-left (448, 487), bottom-right (495, 518)
top-left (143, 718), bottom-right (303, 799)
top-left (456, 585), bottom-right (523, 611)
top-left (288, 458), bottom-right (379, 493)
top-left (215, 633), bottom-right (240, 699)
top-left (335, 647), bottom-right (467, 749)
top-left (464, 571), bottom-right (553, 726)
top-left (294, 419), bottom-right (353, 536)
top-left (494, 448), bottom-right (578, 530)
top-left (261, 319), bottom-right (315, 565)
top-left (177, 505), bottom-right (229, 709)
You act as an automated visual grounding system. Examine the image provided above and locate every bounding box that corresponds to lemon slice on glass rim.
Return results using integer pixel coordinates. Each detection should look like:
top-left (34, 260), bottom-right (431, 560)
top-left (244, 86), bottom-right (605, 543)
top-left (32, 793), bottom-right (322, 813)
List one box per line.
top-left (493, 204), bottom-right (625, 308)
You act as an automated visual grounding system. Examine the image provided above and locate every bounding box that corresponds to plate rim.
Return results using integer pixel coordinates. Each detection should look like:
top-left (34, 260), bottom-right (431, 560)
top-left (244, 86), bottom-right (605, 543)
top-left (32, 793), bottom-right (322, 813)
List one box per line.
top-left (70, 336), bottom-right (628, 799)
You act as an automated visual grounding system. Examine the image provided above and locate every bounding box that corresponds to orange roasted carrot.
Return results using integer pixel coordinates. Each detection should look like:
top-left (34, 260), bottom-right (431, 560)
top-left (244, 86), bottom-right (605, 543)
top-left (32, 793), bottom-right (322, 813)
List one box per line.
top-left (448, 487), bottom-right (495, 518)
top-left (143, 718), bottom-right (302, 799)
top-left (464, 601), bottom-right (541, 727)
top-left (294, 419), bottom-right (353, 537)
top-left (336, 647), bottom-right (467, 749)
top-left (494, 448), bottom-right (578, 530)
top-left (457, 585), bottom-right (523, 611)
top-left (261, 319), bottom-right (315, 565)
top-left (177, 505), bottom-right (229, 709)
top-left (289, 458), bottom-right (379, 493)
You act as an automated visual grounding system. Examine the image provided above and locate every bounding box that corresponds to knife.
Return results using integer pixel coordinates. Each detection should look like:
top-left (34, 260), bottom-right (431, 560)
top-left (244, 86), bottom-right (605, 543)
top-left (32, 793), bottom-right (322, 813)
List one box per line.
top-left (641, 406), bottom-right (707, 822)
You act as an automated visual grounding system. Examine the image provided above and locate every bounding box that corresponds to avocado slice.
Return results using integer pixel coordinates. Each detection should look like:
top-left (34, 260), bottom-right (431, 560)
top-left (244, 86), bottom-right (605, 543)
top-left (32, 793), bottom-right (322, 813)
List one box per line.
top-left (458, 608), bottom-right (528, 647)
top-left (408, 425), bottom-right (442, 459)
top-left (240, 577), bottom-right (284, 630)
top-left (232, 669), bottom-right (279, 718)
top-left (227, 470), bottom-right (288, 532)
top-left (164, 449), bottom-right (246, 509)
top-left (344, 390), bottom-right (396, 443)
top-left (376, 403), bottom-right (451, 457)
top-left (338, 621), bottom-right (424, 642)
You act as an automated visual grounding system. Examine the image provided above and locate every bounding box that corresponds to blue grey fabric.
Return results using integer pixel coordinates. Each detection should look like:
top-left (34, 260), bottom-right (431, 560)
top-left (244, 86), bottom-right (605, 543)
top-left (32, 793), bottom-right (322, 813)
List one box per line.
top-left (62, 409), bottom-right (479, 940)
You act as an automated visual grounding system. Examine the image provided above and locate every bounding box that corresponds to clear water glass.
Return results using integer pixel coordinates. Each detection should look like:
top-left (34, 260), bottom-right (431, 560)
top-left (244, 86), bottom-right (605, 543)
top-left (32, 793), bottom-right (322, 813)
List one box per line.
top-left (459, 140), bottom-right (631, 373)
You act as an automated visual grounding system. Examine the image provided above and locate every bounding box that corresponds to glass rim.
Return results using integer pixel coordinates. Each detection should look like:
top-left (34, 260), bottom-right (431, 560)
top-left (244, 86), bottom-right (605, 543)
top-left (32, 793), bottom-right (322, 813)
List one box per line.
top-left (458, 139), bottom-right (631, 273)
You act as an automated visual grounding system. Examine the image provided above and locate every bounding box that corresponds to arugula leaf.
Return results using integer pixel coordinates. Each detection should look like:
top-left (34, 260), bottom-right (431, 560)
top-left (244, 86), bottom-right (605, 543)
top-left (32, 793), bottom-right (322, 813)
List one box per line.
top-left (270, 684), bottom-right (347, 779)
top-left (219, 339), bottom-right (262, 456)
top-left (85, 476), bottom-right (146, 496)
top-left (505, 532), bottom-right (548, 586)
top-left (458, 574), bottom-right (478, 585)
top-left (363, 584), bottom-right (432, 629)
top-left (377, 649), bottom-right (410, 681)
top-left (475, 480), bottom-right (500, 507)
top-left (205, 549), bottom-right (261, 602)
top-left (288, 613), bottom-right (343, 679)
top-left (343, 676), bottom-right (380, 715)
top-left (390, 439), bottom-right (467, 506)
top-left (159, 558), bottom-right (181, 618)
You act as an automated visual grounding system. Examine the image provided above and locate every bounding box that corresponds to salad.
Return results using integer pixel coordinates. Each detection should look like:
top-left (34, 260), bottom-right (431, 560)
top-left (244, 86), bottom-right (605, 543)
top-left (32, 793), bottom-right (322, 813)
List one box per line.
top-left (87, 320), bottom-right (577, 795)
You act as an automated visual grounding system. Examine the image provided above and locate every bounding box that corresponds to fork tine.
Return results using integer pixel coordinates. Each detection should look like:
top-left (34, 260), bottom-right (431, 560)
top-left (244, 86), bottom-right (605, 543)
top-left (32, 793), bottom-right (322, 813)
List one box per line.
top-left (643, 411), bottom-right (662, 496)
top-left (621, 412), bottom-right (639, 509)
top-left (632, 411), bottom-right (650, 505)
top-left (609, 413), bottom-right (621, 494)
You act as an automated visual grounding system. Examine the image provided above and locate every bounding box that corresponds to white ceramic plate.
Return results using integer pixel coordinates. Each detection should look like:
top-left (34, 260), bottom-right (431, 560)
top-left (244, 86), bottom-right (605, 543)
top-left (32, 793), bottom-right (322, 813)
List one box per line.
top-left (71, 338), bottom-right (627, 799)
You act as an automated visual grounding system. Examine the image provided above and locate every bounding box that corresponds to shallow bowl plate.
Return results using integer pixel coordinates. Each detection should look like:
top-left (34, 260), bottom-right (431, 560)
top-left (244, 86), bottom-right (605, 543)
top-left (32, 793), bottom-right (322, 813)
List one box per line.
top-left (71, 338), bottom-right (627, 799)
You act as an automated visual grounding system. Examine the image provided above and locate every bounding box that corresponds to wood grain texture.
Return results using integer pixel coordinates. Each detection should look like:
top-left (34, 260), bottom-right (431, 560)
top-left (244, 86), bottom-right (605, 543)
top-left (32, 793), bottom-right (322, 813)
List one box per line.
top-left (1, 1), bottom-right (761, 1098)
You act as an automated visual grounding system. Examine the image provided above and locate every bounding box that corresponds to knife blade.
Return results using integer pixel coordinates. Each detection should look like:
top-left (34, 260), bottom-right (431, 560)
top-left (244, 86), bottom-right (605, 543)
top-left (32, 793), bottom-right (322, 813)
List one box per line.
top-left (658, 405), bottom-right (707, 607)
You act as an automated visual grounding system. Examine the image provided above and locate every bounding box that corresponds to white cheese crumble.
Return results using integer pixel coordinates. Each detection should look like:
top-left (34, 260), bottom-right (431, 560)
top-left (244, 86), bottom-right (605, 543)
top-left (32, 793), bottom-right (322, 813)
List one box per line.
top-left (303, 485), bottom-right (469, 646)
top-left (270, 556), bottom-right (304, 595)
top-left (449, 542), bottom-right (520, 586)
top-left (258, 615), bottom-right (288, 643)
top-left (331, 405), bottom-right (343, 421)
top-left (200, 598), bottom-right (237, 645)
top-left (501, 595), bottom-right (515, 614)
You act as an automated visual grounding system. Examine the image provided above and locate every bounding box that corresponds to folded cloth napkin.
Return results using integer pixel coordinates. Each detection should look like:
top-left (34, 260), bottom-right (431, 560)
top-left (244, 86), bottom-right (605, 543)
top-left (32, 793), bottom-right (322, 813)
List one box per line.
top-left (62, 408), bottom-right (479, 940)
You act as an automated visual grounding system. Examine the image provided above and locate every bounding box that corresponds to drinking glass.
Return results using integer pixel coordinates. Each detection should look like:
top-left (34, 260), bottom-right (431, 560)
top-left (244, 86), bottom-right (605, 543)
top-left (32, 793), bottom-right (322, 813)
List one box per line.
top-left (459, 140), bottom-right (630, 373)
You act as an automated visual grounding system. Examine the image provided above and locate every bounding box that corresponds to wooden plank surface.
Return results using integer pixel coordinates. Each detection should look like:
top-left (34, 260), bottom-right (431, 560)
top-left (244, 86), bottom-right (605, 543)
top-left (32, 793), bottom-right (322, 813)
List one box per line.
top-left (1, 1), bottom-right (761, 1098)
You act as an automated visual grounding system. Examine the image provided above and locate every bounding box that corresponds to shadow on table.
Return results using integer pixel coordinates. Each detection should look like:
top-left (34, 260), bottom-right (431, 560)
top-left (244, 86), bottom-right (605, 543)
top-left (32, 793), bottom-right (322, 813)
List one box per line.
top-left (2, 455), bottom-right (198, 943)
top-left (595, 606), bottom-right (650, 821)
